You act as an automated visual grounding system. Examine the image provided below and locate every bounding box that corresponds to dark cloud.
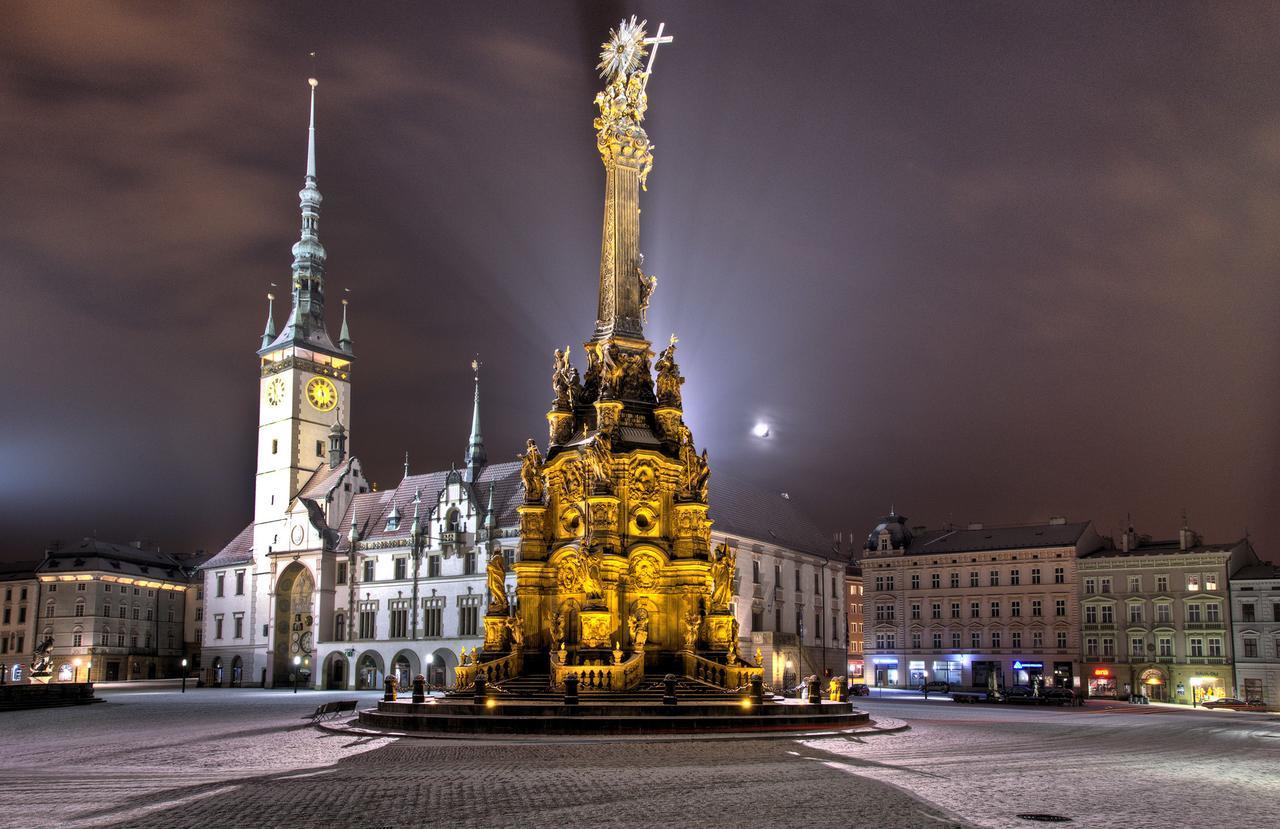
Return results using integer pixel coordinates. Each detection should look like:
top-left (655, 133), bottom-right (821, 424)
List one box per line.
top-left (2, 1), bottom-right (1279, 558)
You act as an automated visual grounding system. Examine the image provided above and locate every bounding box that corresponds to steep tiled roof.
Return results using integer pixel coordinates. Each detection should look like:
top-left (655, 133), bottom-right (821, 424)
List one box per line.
top-left (298, 459), bottom-right (354, 501)
top-left (1233, 563), bottom-right (1280, 580)
top-left (1081, 538), bottom-right (1245, 559)
top-left (709, 473), bottom-right (835, 559)
top-left (202, 523), bottom-right (254, 569)
top-left (901, 522), bottom-right (1095, 556)
top-left (39, 538), bottom-right (196, 582)
top-left (333, 461), bottom-right (524, 551)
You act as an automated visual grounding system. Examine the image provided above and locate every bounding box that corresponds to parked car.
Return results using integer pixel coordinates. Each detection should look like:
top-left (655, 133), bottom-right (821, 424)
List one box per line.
top-left (1003, 684), bottom-right (1035, 698)
top-left (919, 681), bottom-right (951, 694)
top-left (1202, 697), bottom-right (1264, 711)
top-left (849, 683), bottom-right (871, 696)
top-left (1042, 687), bottom-right (1075, 705)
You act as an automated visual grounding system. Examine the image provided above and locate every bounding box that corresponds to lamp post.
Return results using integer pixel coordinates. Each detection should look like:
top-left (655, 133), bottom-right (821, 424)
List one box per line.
top-left (293, 655), bottom-right (302, 694)
top-left (73, 657), bottom-right (82, 684)
top-left (181, 658), bottom-right (188, 693)
top-left (424, 652), bottom-right (434, 690)
top-left (785, 658), bottom-right (795, 698)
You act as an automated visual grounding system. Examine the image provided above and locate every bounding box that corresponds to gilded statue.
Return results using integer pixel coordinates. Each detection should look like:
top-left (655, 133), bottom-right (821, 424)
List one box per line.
top-left (507, 614), bottom-right (525, 651)
top-left (628, 607), bottom-right (650, 650)
top-left (560, 461), bottom-right (585, 503)
top-left (582, 545), bottom-right (606, 602)
top-left (552, 346), bottom-right (580, 409)
top-left (583, 430), bottom-right (613, 491)
top-left (683, 610), bottom-right (701, 649)
top-left (678, 425), bottom-right (710, 501)
top-left (637, 254), bottom-right (656, 323)
top-left (709, 542), bottom-right (736, 611)
top-left (597, 343), bottom-right (623, 400)
top-left (594, 17), bottom-right (659, 187)
top-left (654, 335), bottom-right (684, 407)
top-left (486, 547), bottom-right (509, 614)
top-left (551, 611), bottom-right (566, 645)
top-left (520, 438), bottom-right (544, 503)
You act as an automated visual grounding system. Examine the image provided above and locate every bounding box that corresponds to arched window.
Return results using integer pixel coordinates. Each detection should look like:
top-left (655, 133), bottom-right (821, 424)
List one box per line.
top-left (99, 626), bottom-right (110, 646)
top-left (45, 600), bottom-right (55, 619)
top-left (103, 602), bottom-right (111, 617)
top-left (74, 599), bottom-right (85, 617)
top-left (334, 612), bottom-right (345, 641)
top-left (446, 508), bottom-right (460, 532)
top-left (72, 626), bottom-right (83, 647)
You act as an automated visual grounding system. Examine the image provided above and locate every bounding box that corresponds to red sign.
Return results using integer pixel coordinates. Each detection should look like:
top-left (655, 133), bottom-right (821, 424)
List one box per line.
top-left (1093, 668), bottom-right (1111, 677)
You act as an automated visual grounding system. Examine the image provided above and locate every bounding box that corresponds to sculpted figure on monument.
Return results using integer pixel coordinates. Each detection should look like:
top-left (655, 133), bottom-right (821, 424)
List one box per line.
top-left (654, 336), bottom-right (684, 407)
top-left (709, 542), bottom-right (736, 611)
top-left (683, 610), bottom-right (701, 649)
top-left (552, 346), bottom-right (581, 409)
top-left (583, 430), bottom-right (613, 492)
top-left (560, 461), bottom-right (585, 503)
top-left (520, 438), bottom-right (544, 503)
top-left (507, 614), bottom-right (525, 650)
top-left (678, 425), bottom-right (710, 501)
top-left (598, 343), bottom-right (623, 400)
top-left (628, 607), bottom-right (650, 650)
top-left (582, 545), bottom-right (606, 602)
top-left (637, 254), bottom-right (657, 323)
top-left (486, 546), bottom-right (509, 615)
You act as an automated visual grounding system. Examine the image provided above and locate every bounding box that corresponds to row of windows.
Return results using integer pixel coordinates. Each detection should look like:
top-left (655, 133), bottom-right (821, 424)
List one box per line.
top-left (879, 567), bottom-right (1067, 592)
top-left (214, 571), bottom-right (247, 598)
top-left (3, 587), bottom-right (29, 601)
top-left (339, 550), bottom-right (517, 585)
top-left (750, 561), bottom-right (842, 598)
top-left (47, 583), bottom-right (167, 597)
top-left (1084, 574), bottom-right (1220, 594)
top-left (882, 598), bottom-right (1067, 622)
top-left (874, 630), bottom-right (1071, 651)
top-left (333, 606), bottom-right (477, 641)
top-left (1084, 602), bottom-right (1223, 624)
top-left (1237, 602), bottom-right (1280, 623)
top-left (1084, 635), bottom-right (1225, 659)
top-left (1240, 636), bottom-right (1280, 658)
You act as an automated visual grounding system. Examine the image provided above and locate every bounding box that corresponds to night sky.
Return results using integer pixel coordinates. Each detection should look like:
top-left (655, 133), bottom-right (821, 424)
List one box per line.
top-left (4, 2), bottom-right (1280, 561)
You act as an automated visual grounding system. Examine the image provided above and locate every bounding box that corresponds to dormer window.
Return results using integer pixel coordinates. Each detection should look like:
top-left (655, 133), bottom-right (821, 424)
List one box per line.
top-left (878, 533), bottom-right (890, 552)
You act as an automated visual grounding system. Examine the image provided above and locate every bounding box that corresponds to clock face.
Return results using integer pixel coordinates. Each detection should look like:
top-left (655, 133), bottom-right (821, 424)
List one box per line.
top-left (305, 376), bottom-right (338, 412)
top-left (265, 377), bottom-right (285, 407)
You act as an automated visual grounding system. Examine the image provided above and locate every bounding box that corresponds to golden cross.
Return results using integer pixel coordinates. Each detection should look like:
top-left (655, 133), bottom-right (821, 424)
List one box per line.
top-left (642, 21), bottom-right (673, 90)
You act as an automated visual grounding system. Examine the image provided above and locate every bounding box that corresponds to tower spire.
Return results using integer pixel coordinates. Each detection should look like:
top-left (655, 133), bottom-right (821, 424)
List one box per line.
top-left (266, 75), bottom-right (341, 356)
top-left (338, 296), bottom-right (353, 351)
top-left (465, 358), bottom-right (486, 481)
top-left (260, 291), bottom-right (277, 349)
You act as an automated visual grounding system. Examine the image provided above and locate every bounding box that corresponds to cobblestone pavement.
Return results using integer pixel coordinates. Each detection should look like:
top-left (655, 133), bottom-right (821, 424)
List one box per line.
top-left (0, 687), bottom-right (960, 829)
top-left (809, 695), bottom-right (1280, 829)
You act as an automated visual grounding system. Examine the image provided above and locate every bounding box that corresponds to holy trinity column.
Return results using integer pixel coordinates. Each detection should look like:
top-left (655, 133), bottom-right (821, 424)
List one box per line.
top-left (473, 18), bottom-right (744, 687)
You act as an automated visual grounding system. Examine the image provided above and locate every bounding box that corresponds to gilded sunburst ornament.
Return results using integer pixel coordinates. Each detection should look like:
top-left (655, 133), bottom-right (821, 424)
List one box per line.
top-left (598, 16), bottom-right (647, 80)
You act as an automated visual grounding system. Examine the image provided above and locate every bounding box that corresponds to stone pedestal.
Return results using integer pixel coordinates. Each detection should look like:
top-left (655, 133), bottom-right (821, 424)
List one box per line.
top-left (705, 611), bottom-right (737, 651)
top-left (586, 494), bottom-right (621, 550)
top-left (517, 504), bottom-right (547, 561)
top-left (483, 615), bottom-right (509, 652)
top-left (673, 503), bottom-right (710, 559)
top-left (580, 609), bottom-right (614, 649)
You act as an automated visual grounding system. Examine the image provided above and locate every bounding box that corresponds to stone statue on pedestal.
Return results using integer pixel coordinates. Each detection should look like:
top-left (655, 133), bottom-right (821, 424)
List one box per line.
top-left (486, 547), bottom-right (509, 615)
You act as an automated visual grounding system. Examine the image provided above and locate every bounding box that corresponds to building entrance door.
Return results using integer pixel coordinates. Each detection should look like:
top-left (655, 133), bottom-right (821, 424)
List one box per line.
top-left (105, 661), bottom-right (120, 681)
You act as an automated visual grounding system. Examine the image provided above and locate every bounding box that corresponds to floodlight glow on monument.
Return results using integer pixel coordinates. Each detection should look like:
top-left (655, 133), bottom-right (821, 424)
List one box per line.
top-left (360, 18), bottom-right (866, 732)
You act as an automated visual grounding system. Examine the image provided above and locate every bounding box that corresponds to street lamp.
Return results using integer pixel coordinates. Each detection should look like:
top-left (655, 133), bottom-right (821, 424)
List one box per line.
top-left (181, 658), bottom-right (188, 693)
top-left (424, 652), bottom-right (434, 689)
top-left (293, 655), bottom-right (302, 694)
top-left (73, 657), bottom-right (82, 684)
top-left (785, 658), bottom-right (795, 697)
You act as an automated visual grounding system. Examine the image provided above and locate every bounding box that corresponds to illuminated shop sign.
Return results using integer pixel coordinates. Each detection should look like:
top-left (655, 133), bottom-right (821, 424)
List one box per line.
top-left (1013, 661), bottom-right (1043, 670)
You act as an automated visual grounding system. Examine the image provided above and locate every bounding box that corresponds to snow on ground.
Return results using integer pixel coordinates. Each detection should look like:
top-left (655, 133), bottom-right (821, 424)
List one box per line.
top-left (806, 695), bottom-right (1280, 829)
top-left (0, 686), bottom-right (956, 829)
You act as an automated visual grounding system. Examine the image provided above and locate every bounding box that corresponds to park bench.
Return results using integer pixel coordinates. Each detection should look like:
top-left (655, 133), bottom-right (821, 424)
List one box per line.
top-left (303, 699), bottom-right (359, 722)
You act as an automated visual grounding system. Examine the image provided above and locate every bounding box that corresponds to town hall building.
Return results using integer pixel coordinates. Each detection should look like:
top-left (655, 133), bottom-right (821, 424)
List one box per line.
top-left (199, 79), bottom-right (844, 691)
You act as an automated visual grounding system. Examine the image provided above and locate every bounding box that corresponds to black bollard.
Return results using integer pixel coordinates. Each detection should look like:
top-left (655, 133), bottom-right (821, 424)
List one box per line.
top-left (663, 673), bottom-right (677, 706)
top-left (563, 673), bottom-right (580, 706)
top-left (750, 673), bottom-right (764, 706)
top-left (807, 676), bottom-right (821, 705)
top-left (412, 674), bottom-right (426, 704)
top-left (383, 676), bottom-right (396, 702)
top-left (473, 673), bottom-right (487, 707)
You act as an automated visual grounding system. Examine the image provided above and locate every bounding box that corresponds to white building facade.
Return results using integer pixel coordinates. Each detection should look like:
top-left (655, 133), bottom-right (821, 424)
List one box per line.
top-left (1230, 564), bottom-right (1280, 708)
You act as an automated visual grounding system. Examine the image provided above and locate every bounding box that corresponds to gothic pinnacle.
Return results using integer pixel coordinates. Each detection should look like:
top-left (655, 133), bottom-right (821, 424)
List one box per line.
top-left (260, 292), bottom-right (277, 350)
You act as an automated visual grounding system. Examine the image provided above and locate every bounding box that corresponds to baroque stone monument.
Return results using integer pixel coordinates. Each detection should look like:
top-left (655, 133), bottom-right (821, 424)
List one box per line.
top-left (460, 17), bottom-right (759, 693)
